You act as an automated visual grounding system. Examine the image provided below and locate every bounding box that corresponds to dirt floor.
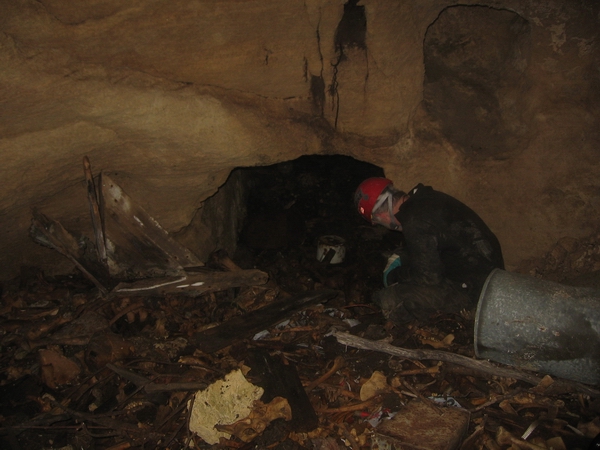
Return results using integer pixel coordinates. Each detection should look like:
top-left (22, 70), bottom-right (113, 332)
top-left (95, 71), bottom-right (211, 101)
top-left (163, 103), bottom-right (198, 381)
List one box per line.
top-left (1, 156), bottom-right (599, 449)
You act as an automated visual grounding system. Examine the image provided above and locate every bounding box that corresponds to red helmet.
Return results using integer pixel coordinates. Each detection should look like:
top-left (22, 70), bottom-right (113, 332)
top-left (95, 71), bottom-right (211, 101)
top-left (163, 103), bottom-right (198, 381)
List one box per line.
top-left (354, 177), bottom-right (393, 222)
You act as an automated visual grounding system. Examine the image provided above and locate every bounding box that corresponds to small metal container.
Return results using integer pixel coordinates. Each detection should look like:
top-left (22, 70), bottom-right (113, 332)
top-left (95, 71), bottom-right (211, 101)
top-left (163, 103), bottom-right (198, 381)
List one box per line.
top-left (316, 235), bottom-right (346, 264)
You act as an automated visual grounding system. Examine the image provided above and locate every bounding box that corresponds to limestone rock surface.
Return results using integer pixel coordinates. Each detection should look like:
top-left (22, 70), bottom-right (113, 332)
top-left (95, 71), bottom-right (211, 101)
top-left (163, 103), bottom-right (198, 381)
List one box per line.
top-left (0, 0), bottom-right (599, 281)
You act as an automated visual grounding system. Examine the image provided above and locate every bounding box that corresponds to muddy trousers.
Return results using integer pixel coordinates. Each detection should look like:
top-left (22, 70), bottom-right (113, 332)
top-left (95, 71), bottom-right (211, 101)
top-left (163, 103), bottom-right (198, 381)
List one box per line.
top-left (372, 281), bottom-right (473, 323)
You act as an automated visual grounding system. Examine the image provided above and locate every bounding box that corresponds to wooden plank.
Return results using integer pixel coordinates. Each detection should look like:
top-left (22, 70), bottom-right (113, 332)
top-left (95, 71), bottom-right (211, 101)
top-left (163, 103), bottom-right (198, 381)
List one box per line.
top-left (99, 173), bottom-right (203, 279)
top-left (190, 289), bottom-right (339, 353)
top-left (112, 268), bottom-right (269, 297)
top-left (245, 349), bottom-right (319, 432)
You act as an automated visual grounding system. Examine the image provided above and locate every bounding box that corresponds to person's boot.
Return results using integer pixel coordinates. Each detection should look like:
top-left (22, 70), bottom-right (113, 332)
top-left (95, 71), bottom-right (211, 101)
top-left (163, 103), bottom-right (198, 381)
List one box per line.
top-left (373, 282), bottom-right (471, 323)
top-left (372, 284), bottom-right (413, 324)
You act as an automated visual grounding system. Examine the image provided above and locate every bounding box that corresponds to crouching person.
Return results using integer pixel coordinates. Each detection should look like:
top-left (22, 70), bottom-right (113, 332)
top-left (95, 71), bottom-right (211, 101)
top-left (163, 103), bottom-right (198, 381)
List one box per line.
top-left (354, 177), bottom-right (504, 323)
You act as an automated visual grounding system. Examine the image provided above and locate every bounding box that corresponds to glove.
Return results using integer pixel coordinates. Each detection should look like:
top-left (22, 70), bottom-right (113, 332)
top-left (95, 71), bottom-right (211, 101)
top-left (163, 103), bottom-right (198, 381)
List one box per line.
top-left (383, 253), bottom-right (402, 287)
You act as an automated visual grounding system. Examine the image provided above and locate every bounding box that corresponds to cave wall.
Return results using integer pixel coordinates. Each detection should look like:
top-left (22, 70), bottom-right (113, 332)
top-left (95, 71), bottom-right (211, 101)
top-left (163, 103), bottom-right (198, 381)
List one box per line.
top-left (0, 0), bottom-right (598, 281)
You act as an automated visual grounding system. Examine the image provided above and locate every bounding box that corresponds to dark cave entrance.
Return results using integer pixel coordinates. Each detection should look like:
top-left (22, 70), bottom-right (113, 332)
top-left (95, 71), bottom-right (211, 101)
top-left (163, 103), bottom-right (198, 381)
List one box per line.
top-left (228, 155), bottom-right (404, 300)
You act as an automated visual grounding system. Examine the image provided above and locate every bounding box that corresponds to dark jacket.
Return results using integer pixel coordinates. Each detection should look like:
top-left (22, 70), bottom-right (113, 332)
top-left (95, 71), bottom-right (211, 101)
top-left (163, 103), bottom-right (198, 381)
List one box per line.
top-left (395, 183), bottom-right (504, 301)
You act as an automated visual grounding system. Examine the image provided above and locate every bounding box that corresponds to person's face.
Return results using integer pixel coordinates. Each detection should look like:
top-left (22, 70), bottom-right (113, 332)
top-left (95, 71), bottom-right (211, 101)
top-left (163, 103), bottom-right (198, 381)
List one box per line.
top-left (372, 196), bottom-right (402, 230)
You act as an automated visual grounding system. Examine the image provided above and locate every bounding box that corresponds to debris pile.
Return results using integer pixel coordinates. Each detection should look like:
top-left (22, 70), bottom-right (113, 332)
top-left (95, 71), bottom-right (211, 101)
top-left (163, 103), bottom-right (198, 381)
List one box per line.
top-left (1, 265), bottom-right (598, 449)
top-left (0, 156), bottom-right (598, 449)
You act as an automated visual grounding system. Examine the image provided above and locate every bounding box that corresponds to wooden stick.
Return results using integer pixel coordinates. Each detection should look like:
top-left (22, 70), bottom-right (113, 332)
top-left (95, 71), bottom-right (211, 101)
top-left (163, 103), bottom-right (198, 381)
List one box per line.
top-left (83, 156), bottom-right (107, 264)
top-left (398, 378), bottom-right (443, 415)
top-left (319, 397), bottom-right (379, 413)
top-left (333, 330), bottom-right (540, 383)
top-left (30, 210), bottom-right (108, 294)
top-left (332, 331), bottom-right (600, 397)
top-left (209, 249), bottom-right (243, 272)
top-left (470, 388), bottom-right (523, 413)
top-left (305, 356), bottom-right (345, 393)
top-left (106, 363), bottom-right (207, 393)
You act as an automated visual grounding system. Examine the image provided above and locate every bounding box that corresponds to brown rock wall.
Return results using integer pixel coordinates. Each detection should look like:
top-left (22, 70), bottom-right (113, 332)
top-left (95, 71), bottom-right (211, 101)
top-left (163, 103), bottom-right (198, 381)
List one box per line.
top-left (0, 0), bottom-right (599, 281)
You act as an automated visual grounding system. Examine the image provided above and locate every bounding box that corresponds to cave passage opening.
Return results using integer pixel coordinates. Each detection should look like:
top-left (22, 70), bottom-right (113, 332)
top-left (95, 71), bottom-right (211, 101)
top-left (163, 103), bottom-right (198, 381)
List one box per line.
top-left (220, 155), bottom-right (405, 296)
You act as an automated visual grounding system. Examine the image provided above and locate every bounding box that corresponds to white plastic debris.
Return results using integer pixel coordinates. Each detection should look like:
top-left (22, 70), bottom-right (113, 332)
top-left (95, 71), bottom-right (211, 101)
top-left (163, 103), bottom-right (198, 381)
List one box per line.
top-left (252, 330), bottom-right (271, 340)
top-left (428, 396), bottom-right (462, 408)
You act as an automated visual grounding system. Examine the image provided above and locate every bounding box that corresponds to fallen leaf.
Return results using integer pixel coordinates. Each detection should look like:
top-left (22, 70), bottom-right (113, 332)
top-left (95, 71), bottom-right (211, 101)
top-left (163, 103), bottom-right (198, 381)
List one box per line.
top-left (360, 371), bottom-right (389, 401)
top-left (39, 348), bottom-right (81, 389)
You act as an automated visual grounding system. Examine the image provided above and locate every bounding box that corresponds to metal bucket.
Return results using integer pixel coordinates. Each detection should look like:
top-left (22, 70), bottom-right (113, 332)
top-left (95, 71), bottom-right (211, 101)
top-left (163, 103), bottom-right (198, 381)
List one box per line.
top-left (316, 235), bottom-right (346, 264)
top-left (474, 269), bottom-right (600, 385)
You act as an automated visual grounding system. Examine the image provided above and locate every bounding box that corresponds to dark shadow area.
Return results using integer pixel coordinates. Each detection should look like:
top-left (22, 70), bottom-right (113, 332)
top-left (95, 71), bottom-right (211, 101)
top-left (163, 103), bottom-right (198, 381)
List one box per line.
top-left (233, 154), bottom-right (403, 299)
top-left (334, 0), bottom-right (367, 52)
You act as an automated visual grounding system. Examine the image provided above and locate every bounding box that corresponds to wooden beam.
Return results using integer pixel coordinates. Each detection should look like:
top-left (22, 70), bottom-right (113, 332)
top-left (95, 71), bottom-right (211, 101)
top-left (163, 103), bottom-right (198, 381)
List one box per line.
top-left (190, 289), bottom-right (339, 353)
top-left (99, 173), bottom-right (203, 279)
top-left (112, 268), bottom-right (269, 297)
